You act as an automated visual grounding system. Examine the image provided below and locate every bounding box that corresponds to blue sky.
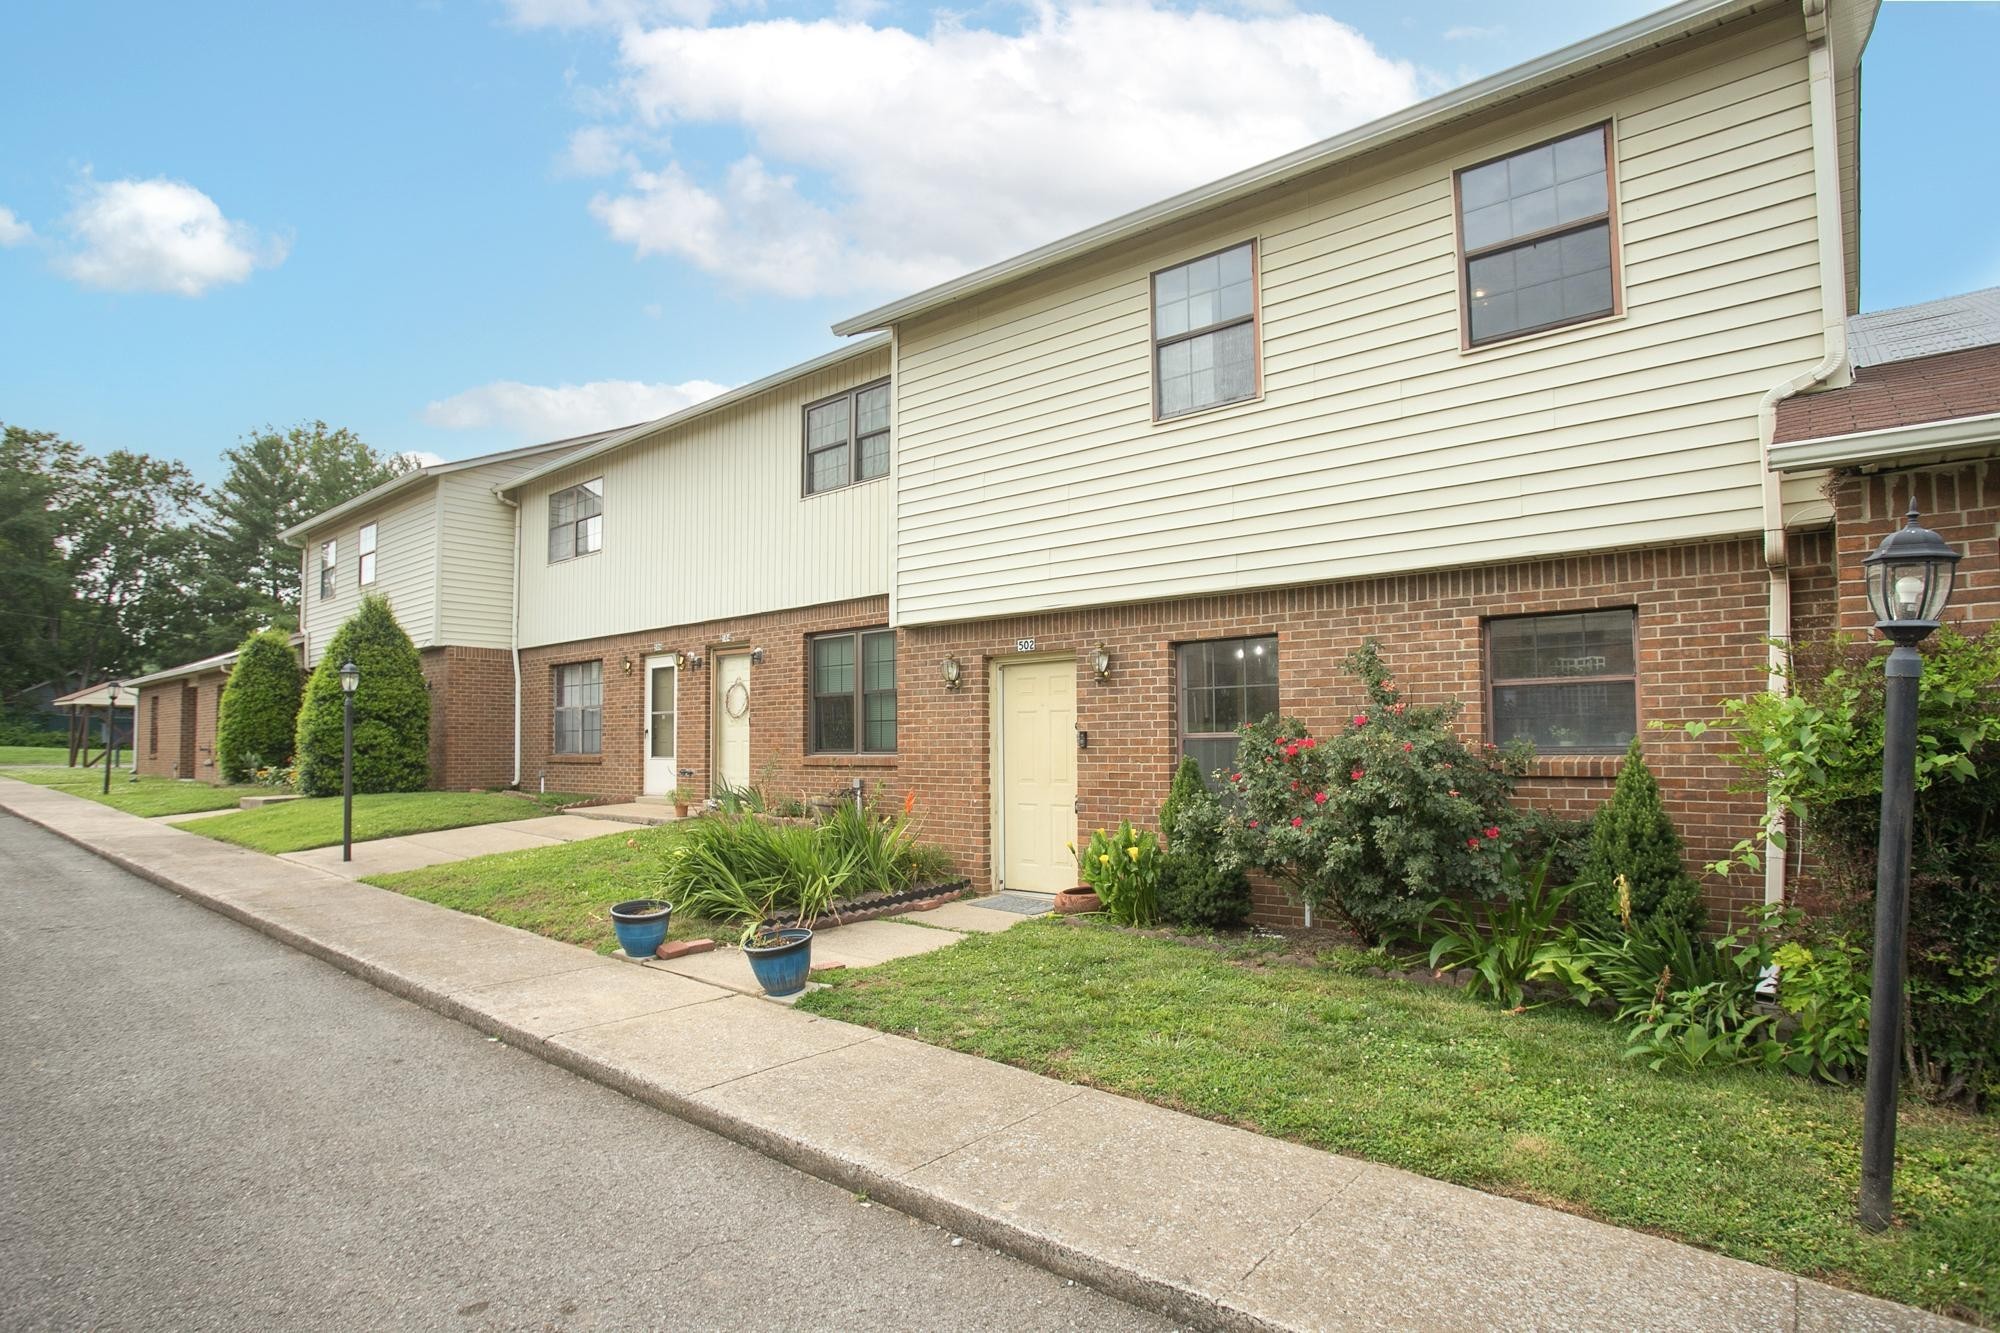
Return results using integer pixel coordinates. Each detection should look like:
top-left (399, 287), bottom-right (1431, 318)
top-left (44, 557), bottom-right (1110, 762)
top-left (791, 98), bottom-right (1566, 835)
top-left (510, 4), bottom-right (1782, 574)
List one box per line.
top-left (1, 1), bottom-right (1992, 483)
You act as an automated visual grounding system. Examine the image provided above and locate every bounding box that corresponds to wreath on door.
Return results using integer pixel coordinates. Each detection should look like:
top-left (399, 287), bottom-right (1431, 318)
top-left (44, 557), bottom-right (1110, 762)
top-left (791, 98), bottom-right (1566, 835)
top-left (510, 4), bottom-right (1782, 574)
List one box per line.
top-left (724, 679), bottom-right (750, 719)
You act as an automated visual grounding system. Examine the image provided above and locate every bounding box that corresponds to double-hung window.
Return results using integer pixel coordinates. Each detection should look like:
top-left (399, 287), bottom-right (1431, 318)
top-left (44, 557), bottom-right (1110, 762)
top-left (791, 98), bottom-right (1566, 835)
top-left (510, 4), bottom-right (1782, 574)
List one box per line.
top-left (809, 629), bottom-right (896, 754)
top-left (1176, 636), bottom-right (1278, 779)
top-left (319, 540), bottom-right (336, 599)
top-left (803, 380), bottom-right (890, 495)
top-left (553, 661), bottom-right (603, 755)
top-left (357, 522), bottom-right (377, 586)
top-left (1487, 609), bottom-right (1637, 751)
top-left (1456, 124), bottom-right (1618, 346)
top-left (548, 479), bottom-right (603, 563)
top-left (1152, 241), bottom-right (1259, 420)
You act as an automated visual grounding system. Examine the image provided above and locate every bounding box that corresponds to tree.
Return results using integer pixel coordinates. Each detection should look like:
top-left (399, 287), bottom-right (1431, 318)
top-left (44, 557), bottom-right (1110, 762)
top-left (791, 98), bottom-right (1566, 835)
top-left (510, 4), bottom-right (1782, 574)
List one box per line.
top-left (1576, 736), bottom-right (1705, 934)
top-left (216, 628), bottom-right (303, 781)
top-left (1156, 754), bottom-right (1251, 929)
top-left (0, 426), bottom-right (81, 700)
top-left (203, 422), bottom-right (412, 635)
top-left (293, 595), bottom-right (430, 796)
top-left (62, 448), bottom-right (215, 679)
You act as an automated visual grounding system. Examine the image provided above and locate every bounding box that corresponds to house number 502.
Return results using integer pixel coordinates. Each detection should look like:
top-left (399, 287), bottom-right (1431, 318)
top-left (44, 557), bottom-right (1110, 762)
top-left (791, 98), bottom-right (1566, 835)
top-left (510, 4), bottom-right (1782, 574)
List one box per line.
top-left (1014, 637), bottom-right (1037, 653)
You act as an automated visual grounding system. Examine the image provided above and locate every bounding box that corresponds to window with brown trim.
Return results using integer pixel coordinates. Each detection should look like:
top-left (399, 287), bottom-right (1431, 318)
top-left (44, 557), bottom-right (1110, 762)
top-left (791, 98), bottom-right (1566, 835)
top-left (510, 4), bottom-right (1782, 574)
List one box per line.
top-left (1456, 123), bottom-right (1617, 346)
top-left (553, 660), bottom-right (603, 754)
top-left (803, 380), bottom-right (890, 495)
top-left (1176, 636), bottom-right (1278, 779)
top-left (1152, 241), bottom-right (1259, 419)
top-left (357, 522), bottom-right (377, 586)
top-left (809, 629), bottom-right (895, 753)
top-left (1487, 609), bottom-right (1637, 752)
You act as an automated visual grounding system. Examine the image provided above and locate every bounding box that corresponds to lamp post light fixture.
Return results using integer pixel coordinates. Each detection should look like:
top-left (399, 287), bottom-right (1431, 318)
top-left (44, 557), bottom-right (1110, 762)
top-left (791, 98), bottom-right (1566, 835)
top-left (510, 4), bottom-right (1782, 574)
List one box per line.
top-left (1856, 504), bottom-right (1959, 1232)
top-left (103, 680), bottom-right (121, 795)
top-left (339, 660), bottom-right (360, 864)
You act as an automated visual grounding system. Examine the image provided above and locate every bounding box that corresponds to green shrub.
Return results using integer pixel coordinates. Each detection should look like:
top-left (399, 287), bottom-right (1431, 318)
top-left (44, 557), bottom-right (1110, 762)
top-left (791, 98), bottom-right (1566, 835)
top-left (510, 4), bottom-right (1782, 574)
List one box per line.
top-left (215, 628), bottom-right (302, 782)
top-left (1421, 849), bottom-right (1594, 1009)
top-left (659, 806), bottom-right (953, 929)
top-left (1771, 936), bottom-right (1870, 1083)
top-left (1576, 737), bottom-right (1703, 934)
top-left (293, 595), bottom-right (431, 797)
top-left (1156, 760), bottom-right (1250, 929)
top-left (0, 714), bottom-right (66, 746)
top-left (1216, 641), bottom-right (1531, 941)
top-left (1079, 821), bottom-right (1162, 926)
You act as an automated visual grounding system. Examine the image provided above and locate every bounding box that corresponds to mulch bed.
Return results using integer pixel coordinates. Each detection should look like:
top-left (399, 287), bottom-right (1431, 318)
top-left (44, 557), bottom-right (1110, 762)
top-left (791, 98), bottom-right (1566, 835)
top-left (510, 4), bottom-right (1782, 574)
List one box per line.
top-left (768, 879), bottom-right (973, 930)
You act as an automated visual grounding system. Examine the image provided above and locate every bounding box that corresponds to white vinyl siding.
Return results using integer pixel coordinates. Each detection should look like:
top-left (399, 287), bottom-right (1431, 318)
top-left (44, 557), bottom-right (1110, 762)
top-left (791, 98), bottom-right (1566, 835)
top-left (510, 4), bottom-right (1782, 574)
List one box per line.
top-left (515, 345), bottom-right (893, 650)
top-left (890, 12), bottom-right (1827, 625)
top-left (435, 467), bottom-right (532, 650)
top-left (297, 482), bottom-right (439, 666)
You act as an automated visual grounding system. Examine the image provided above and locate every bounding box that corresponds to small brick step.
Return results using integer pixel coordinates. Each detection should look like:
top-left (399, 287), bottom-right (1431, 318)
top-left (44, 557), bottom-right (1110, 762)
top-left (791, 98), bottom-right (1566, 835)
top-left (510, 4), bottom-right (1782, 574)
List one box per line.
top-left (655, 938), bottom-right (717, 960)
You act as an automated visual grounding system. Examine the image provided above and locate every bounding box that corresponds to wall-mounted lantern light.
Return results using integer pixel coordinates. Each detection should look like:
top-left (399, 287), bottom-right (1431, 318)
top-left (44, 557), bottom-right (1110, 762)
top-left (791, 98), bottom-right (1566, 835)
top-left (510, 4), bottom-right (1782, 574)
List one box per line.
top-left (1091, 642), bottom-right (1113, 682)
top-left (750, 647), bottom-right (766, 666)
top-left (940, 656), bottom-right (963, 691)
top-left (620, 655), bottom-right (634, 674)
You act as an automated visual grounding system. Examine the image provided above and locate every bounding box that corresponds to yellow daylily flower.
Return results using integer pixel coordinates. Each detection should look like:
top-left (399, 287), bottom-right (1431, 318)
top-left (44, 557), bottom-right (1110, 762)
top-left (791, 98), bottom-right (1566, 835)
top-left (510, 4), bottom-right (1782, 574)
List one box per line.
top-left (1126, 845), bottom-right (1140, 862)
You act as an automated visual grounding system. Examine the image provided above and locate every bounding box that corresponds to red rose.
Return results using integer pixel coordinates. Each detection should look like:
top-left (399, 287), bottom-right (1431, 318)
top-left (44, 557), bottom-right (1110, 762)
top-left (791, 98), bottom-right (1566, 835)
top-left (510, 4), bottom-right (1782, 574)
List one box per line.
top-left (1290, 816), bottom-right (1303, 828)
top-left (1352, 714), bottom-right (1368, 727)
top-left (1313, 791), bottom-right (1328, 805)
top-left (1402, 741), bottom-right (1413, 752)
top-left (1466, 837), bottom-right (1481, 849)
top-left (1249, 820), bottom-right (1260, 829)
top-left (1350, 768), bottom-right (1365, 781)
top-left (1231, 772), bottom-right (1241, 783)
top-left (1303, 736), bottom-right (1317, 749)
top-left (1484, 826), bottom-right (1500, 839)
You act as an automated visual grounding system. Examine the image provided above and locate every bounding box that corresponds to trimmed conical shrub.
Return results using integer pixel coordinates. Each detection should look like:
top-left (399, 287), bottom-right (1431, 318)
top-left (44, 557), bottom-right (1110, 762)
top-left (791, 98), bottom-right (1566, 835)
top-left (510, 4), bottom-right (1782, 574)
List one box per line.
top-left (1577, 736), bottom-right (1705, 933)
top-left (1159, 754), bottom-right (1207, 845)
top-left (294, 595), bottom-right (431, 797)
top-left (215, 628), bottom-right (302, 782)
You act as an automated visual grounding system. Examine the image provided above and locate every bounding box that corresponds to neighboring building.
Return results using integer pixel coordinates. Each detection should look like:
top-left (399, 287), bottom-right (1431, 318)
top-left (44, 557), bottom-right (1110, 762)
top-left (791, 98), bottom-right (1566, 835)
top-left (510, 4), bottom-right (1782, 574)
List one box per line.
top-left (820, 0), bottom-right (1880, 920)
top-left (279, 432), bottom-right (625, 791)
top-left (128, 649), bottom-right (240, 781)
top-left (499, 337), bottom-right (895, 803)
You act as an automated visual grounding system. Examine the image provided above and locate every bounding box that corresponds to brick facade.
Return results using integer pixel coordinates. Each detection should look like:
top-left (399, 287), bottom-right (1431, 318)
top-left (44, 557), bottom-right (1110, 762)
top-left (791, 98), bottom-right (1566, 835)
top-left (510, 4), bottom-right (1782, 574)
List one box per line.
top-left (419, 646), bottom-right (517, 791)
top-left (516, 596), bottom-right (907, 805)
top-left (135, 672), bottom-right (226, 781)
top-left (1831, 460), bottom-right (2000, 634)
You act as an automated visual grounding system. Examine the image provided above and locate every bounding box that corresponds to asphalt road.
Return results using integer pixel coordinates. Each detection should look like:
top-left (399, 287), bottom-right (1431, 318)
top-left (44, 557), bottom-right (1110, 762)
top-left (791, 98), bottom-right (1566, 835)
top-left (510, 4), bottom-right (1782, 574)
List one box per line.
top-left (0, 812), bottom-right (1165, 1332)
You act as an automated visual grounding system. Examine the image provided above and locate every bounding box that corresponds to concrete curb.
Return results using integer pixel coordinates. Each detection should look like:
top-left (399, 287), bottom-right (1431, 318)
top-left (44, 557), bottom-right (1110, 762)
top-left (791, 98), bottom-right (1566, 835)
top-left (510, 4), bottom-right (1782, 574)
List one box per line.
top-left (1, 786), bottom-right (1973, 1333)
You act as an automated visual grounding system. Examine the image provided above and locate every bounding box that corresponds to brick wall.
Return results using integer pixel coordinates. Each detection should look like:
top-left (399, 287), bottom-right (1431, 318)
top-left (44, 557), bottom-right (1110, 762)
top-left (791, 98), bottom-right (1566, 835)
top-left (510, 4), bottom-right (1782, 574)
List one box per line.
top-left (897, 537), bottom-right (1796, 929)
top-left (516, 596), bottom-right (905, 805)
top-left (135, 683), bottom-right (183, 778)
top-left (420, 646), bottom-right (517, 791)
top-left (1831, 460), bottom-right (2000, 634)
top-left (138, 673), bottom-right (226, 782)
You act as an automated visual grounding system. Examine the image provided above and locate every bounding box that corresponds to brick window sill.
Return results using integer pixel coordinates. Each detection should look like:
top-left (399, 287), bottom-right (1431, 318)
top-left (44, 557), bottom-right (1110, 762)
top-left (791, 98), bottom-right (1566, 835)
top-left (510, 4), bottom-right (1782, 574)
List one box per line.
top-left (802, 754), bottom-right (898, 769)
top-left (550, 753), bottom-right (604, 766)
top-left (1523, 753), bottom-right (1624, 780)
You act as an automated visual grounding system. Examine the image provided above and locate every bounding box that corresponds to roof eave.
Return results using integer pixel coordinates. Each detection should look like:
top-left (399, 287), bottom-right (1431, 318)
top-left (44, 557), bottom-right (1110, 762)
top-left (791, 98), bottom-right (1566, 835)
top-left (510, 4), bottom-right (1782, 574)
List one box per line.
top-left (1770, 410), bottom-right (2000, 472)
top-left (830, 0), bottom-right (1769, 337)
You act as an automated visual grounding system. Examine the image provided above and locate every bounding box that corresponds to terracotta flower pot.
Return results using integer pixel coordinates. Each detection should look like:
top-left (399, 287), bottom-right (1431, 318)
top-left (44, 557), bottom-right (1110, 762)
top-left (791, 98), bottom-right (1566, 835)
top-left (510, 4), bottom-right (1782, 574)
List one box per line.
top-left (1053, 887), bottom-right (1101, 915)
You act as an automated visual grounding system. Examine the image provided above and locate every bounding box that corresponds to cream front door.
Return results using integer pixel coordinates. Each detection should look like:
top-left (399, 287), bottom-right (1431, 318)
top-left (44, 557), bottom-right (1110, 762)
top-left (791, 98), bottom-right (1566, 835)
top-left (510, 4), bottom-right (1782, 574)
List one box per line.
top-left (642, 655), bottom-right (678, 796)
top-left (997, 659), bottom-right (1078, 894)
top-left (713, 651), bottom-right (752, 794)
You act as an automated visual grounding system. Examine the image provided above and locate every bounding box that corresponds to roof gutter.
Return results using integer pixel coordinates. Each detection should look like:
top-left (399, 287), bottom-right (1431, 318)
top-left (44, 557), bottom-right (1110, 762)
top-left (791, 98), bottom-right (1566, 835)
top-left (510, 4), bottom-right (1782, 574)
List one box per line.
top-left (499, 492), bottom-right (524, 788)
top-left (1770, 410), bottom-right (2000, 473)
top-left (831, 0), bottom-right (1764, 336)
top-left (1747, 0), bottom-right (1855, 908)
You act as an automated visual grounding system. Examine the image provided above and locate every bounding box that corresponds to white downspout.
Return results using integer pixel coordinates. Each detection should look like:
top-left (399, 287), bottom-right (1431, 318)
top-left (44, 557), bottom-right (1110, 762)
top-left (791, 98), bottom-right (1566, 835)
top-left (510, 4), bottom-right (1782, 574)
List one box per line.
top-left (1749, 0), bottom-right (1853, 905)
top-left (500, 492), bottom-right (523, 788)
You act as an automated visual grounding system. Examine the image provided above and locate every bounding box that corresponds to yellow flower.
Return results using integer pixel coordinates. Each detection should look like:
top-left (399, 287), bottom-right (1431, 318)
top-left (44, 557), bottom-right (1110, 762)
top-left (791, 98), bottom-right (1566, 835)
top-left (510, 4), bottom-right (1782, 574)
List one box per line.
top-left (1098, 853), bottom-right (1112, 866)
top-left (1126, 845), bottom-right (1140, 862)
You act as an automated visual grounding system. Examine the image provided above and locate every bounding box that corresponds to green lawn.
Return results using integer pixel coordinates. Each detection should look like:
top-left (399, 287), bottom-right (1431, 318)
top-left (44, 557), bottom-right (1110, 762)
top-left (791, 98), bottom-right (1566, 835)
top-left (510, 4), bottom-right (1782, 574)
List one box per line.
top-left (0, 744), bottom-right (70, 765)
top-left (0, 766), bottom-right (256, 816)
top-left (798, 918), bottom-right (2000, 1323)
top-left (365, 822), bottom-right (727, 954)
top-left (187, 790), bottom-right (577, 854)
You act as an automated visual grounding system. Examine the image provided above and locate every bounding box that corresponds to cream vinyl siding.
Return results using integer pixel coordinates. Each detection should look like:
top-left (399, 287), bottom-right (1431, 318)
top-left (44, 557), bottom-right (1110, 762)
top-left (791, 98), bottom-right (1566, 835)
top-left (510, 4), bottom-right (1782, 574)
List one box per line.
top-left (892, 11), bottom-right (1830, 625)
top-left (298, 481), bottom-right (439, 665)
top-left (515, 346), bottom-right (892, 650)
top-left (436, 459), bottom-right (538, 650)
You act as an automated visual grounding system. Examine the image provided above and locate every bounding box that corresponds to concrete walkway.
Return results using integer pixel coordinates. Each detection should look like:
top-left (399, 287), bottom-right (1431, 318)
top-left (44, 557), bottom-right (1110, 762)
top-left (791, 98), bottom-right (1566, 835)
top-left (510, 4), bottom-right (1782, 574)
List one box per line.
top-left (273, 812), bottom-right (627, 879)
top-left (0, 778), bottom-right (1966, 1333)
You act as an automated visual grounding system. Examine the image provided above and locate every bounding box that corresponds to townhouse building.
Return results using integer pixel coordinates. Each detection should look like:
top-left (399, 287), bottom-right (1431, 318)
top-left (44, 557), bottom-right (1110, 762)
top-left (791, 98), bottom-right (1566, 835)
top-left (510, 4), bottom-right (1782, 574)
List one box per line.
top-left (137, 0), bottom-right (2000, 932)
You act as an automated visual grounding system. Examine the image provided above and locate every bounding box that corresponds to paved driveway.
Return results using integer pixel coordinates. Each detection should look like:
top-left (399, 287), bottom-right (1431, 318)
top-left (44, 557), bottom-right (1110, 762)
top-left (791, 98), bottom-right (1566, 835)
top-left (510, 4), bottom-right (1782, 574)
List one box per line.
top-left (0, 813), bottom-right (1161, 1332)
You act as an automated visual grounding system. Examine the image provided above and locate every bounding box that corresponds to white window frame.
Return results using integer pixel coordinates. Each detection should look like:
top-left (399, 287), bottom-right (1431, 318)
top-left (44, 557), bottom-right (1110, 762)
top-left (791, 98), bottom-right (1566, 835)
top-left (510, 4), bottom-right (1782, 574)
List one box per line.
top-left (548, 479), bottom-right (604, 564)
top-left (357, 522), bottom-right (377, 586)
top-left (553, 660), bottom-right (603, 755)
top-left (319, 539), bottom-right (336, 600)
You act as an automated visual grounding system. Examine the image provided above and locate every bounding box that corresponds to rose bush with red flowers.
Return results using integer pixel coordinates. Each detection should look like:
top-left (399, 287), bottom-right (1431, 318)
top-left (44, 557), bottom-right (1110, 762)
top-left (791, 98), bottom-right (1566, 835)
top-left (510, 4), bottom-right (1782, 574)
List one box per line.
top-left (1211, 641), bottom-right (1532, 941)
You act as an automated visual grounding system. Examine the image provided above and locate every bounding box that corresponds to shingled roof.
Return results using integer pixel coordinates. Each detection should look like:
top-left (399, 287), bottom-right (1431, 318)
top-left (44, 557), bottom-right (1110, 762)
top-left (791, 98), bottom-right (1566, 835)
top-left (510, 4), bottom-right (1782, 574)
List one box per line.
top-left (1847, 286), bottom-right (2000, 368)
top-left (1774, 288), bottom-right (2000, 447)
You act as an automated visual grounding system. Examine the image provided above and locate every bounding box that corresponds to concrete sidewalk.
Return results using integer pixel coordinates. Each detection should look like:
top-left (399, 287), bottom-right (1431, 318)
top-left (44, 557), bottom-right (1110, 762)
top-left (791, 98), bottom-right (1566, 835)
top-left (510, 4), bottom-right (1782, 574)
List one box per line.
top-left (0, 779), bottom-right (1966, 1333)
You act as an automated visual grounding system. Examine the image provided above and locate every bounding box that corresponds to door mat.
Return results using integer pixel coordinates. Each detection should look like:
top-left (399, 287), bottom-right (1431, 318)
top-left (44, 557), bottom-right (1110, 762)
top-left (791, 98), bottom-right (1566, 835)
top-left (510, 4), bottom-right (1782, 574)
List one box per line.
top-left (971, 892), bottom-right (1056, 915)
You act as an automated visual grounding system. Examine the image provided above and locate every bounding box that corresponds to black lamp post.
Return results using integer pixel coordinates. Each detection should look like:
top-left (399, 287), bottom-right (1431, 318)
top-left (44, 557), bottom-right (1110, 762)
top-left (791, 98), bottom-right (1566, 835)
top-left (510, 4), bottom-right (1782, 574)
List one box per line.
top-left (102, 680), bottom-right (121, 795)
top-left (1857, 504), bottom-right (1959, 1232)
top-left (339, 660), bottom-right (360, 863)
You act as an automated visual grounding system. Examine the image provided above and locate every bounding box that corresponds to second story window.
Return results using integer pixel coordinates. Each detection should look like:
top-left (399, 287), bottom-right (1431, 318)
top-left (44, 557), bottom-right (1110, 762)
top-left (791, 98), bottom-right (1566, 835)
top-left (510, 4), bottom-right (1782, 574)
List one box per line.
top-left (1153, 241), bottom-right (1258, 420)
top-left (1456, 123), bottom-right (1617, 346)
top-left (804, 381), bottom-right (890, 495)
top-left (548, 479), bottom-right (603, 563)
top-left (319, 539), bottom-right (336, 599)
top-left (357, 522), bottom-right (377, 586)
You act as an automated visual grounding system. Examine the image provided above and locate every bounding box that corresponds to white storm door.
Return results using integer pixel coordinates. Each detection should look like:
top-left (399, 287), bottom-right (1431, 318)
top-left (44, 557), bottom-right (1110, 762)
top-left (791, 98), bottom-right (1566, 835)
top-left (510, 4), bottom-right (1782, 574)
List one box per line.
top-left (713, 652), bottom-right (752, 793)
top-left (643, 656), bottom-right (678, 796)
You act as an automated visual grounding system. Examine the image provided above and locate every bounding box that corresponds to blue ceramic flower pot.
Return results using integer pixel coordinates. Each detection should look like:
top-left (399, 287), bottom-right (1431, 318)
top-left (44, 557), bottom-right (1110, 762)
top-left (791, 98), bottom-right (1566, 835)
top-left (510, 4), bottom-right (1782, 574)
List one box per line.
top-left (744, 928), bottom-right (814, 996)
top-left (610, 899), bottom-right (672, 958)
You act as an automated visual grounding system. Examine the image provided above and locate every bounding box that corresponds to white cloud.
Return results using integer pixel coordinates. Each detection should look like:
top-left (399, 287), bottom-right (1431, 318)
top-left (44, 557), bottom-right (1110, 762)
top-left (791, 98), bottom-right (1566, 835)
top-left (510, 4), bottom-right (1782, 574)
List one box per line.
top-left (60, 177), bottom-right (286, 296)
top-left (560, 125), bottom-right (641, 177)
top-left (423, 376), bottom-right (731, 440)
top-left (573, 5), bottom-right (1425, 298)
top-left (0, 207), bottom-right (32, 247)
